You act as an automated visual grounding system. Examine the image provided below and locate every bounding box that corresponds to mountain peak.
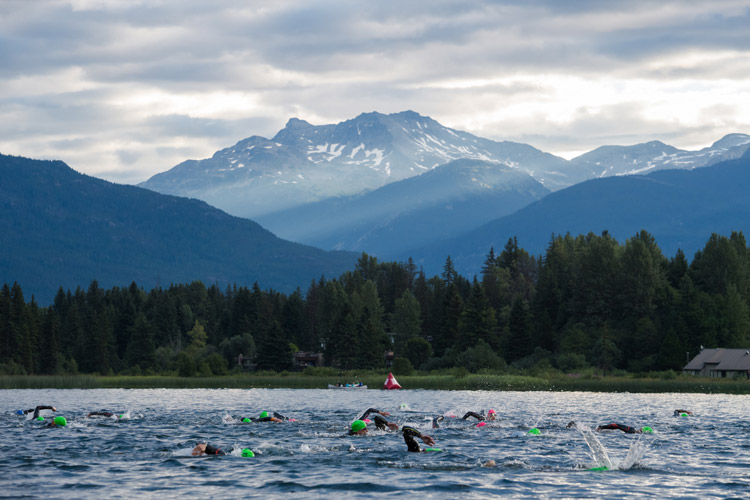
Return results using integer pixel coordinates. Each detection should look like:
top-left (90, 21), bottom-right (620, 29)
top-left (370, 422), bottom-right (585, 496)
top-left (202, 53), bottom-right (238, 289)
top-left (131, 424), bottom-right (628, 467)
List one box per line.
top-left (283, 117), bottom-right (313, 129)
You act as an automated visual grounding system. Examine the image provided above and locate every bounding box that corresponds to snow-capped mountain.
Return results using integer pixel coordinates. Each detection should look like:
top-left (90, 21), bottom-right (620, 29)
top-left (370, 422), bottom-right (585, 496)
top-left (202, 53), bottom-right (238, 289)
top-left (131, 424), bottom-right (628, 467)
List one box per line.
top-left (140, 111), bottom-right (575, 218)
top-left (570, 133), bottom-right (750, 178)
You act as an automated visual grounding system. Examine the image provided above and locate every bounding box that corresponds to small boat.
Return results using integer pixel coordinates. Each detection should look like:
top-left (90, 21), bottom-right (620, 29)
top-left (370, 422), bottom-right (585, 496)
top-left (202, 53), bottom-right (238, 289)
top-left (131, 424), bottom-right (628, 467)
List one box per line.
top-left (328, 383), bottom-right (367, 389)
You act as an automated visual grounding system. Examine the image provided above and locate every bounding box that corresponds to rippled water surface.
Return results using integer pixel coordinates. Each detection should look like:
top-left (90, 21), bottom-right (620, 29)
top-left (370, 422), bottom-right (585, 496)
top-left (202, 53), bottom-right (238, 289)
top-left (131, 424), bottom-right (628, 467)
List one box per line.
top-left (1, 388), bottom-right (749, 499)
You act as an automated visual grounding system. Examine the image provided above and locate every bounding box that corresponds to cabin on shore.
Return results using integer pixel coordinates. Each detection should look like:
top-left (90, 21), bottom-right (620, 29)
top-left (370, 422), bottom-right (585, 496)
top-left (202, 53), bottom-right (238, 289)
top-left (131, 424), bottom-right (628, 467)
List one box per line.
top-left (683, 348), bottom-right (750, 378)
top-left (293, 351), bottom-right (324, 370)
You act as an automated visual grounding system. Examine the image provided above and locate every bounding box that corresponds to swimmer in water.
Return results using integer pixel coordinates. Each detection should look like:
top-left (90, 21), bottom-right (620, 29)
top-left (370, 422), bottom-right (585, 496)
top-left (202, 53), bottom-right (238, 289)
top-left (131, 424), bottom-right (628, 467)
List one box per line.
top-left (87, 411), bottom-right (124, 419)
top-left (191, 443), bottom-right (255, 457)
top-left (595, 423), bottom-right (653, 434)
top-left (239, 411), bottom-right (285, 423)
top-left (357, 408), bottom-right (399, 431)
top-left (192, 443), bottom-right (227, 456)
top-left (674, 409), bottom-right (693, 416)
top-left (19, 405), bottom-right (56, 420)
top-left (401, 426), bottom-right (436, 452)
top-left (461, 409), bottom-right (496, 422)
top-left (47, 416), bottom-right (67, 427)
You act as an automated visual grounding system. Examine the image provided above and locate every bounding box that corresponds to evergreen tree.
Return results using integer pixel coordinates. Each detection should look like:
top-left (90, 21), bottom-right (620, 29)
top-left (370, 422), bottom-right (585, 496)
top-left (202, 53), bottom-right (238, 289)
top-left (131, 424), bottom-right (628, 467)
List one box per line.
top-left (390, 289), bottom-right (422, 354)
top-left (255, 320), bottom-right (292, 371)
top-left (126, 312), bottom-right (156, 370)
top-left (506, 296), bottom-right (533, 361)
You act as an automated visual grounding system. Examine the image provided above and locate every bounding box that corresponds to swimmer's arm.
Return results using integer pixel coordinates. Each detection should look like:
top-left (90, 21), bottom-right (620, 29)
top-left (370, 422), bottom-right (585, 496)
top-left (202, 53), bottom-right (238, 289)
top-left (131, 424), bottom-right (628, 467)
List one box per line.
top-left (402, 426), bottom-right (436, 449)
top-left (359, 408), bottom-right (390, 420)
top-left (32, 405), bottom-right (56, 419)
top-left (372, 414), bottom-right (399, 431)
top-left (461, 411), bottom-right (483, 421)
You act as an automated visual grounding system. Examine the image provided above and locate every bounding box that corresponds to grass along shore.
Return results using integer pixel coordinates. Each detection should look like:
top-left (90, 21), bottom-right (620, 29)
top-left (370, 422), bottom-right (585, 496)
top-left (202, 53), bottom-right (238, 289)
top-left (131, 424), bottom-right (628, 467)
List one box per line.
top-left (2, 372), bottom-right (750, 393)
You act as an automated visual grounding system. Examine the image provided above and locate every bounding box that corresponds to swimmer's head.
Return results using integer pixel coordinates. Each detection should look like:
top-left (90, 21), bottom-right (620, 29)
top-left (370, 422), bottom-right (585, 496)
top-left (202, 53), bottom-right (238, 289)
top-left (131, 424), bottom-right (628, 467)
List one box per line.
top-left (487, 409), bottom-right (496, 420)
top-left (36, 416), bottom-right (45, 421)
top-left (350, 420), bottom-right (367, 434)
top-left (528, 427), bottom-right (541, 435)
top-left (241, 448), bottom-right (255, 457)
top-left (640, 426), bottom-right (653, 434)
top-left (16, 410), bottom-right (24, 415)
top-left (53, 416), bottom-right (67, 427)
top-left (242, 417), bottom-right (251, 423)
top-left (680, 413), bottom-right (688, 417)
top-left (259, 411), bottom-right (269, 419)
top-left (477, 422), bottom-right (487, 428)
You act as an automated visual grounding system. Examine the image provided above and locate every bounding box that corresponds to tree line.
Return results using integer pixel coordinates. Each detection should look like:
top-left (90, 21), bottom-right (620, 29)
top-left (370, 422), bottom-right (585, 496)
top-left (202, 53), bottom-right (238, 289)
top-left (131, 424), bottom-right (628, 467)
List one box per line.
top-left (1, 230), bottom-right (749, 376)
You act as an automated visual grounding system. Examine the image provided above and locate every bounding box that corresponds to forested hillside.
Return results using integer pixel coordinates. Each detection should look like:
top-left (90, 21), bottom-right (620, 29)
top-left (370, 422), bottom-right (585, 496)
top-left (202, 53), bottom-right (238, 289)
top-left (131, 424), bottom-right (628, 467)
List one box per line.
top-left (2, 230), bottom-right (748, 377)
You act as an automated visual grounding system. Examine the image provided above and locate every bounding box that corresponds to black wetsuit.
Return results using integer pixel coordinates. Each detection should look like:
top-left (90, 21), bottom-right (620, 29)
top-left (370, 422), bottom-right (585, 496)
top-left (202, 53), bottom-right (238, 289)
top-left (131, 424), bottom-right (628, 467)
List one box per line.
top-left (246, 411), bottom-right (287, 422)
top-left (402, 426), bottom-right (424, 452)
top-left (596, 423), bottom-right (638, 434)
top-left (358, 408), bottom-right (392, 431)
top-left (88, 411), bottom-right (119, 418)
top-left (204, 444), bottom-right (226, 456)
top-left (461, 411), bottom-right (485, 422)
top-left (23, 406), bottom-right (55, 419)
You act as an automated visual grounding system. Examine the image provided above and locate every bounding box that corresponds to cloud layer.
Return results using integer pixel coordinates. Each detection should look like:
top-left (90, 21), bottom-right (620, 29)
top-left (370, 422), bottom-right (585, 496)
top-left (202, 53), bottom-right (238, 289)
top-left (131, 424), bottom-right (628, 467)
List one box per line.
top-left (1, 0), bottom-right (749, 183)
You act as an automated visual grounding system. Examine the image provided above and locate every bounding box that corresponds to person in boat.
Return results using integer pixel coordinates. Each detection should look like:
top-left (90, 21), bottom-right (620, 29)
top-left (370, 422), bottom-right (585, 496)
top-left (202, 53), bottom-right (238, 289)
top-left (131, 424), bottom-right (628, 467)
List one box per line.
top-left (18, 405), bottom-right (56, 419)
top-left (461, 409), bottom-right (496, 422)
top-left (595, 423), bottom-right (653, 434)
top-left (401, 425), bottom-right (436, 452)
top-left (357, 408), bottom-right (399, 431)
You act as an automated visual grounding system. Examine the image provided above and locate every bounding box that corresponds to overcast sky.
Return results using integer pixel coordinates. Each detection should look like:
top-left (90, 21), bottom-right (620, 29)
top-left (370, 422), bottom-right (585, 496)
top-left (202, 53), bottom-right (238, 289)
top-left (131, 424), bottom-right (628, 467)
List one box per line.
top-left (2, 0), bottom-right (749, 184)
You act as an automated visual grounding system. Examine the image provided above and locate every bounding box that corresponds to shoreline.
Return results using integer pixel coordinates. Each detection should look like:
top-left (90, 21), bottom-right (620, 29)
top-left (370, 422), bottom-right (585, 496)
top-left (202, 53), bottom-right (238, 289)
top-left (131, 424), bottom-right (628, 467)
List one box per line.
top-left (2, 374), bottom-right (749, 393)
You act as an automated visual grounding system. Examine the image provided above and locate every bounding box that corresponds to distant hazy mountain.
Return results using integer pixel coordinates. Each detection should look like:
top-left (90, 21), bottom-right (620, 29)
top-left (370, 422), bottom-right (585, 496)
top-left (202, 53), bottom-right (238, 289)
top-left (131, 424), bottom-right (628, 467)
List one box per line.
top-left (571, 133), bottom-right (750, 178)
top-left (140, 111), bottom-right (575, 218)
top-left (412, 151), bottom-right (750, 277)
top-left (255, 158), bottom-right (550, 258)
top-left (0, 154), bottom-right (357, 304)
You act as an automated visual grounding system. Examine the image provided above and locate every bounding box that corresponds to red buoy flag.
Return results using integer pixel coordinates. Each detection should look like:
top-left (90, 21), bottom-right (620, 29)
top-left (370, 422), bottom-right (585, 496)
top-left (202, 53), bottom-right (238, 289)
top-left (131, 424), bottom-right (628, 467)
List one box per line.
top-left (383, 372), bottom-right (402, 390)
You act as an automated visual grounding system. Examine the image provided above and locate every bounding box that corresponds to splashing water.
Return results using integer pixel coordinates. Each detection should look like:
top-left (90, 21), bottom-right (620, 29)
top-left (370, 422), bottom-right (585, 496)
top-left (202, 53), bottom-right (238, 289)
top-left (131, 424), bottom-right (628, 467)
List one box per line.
top-left (577, 425), bottom-right (648, 470)
top-left (579, 425), bottom-right (615, 470)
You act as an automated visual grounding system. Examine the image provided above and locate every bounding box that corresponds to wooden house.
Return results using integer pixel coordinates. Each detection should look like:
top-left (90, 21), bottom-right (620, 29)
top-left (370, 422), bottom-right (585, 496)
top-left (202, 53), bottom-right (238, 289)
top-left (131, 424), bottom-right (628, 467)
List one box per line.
top-left (683, 348), bottom-right (750, 378)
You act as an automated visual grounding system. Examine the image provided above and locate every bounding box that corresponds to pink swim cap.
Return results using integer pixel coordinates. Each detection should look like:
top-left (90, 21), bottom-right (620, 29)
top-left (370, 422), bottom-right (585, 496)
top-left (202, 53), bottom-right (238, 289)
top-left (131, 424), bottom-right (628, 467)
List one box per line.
top-left (488, 409), bottom-right (496, 415)
top-left (477, 422), bottom-right (487, 427)
top-left (364, 419), bottom-right (371, 423)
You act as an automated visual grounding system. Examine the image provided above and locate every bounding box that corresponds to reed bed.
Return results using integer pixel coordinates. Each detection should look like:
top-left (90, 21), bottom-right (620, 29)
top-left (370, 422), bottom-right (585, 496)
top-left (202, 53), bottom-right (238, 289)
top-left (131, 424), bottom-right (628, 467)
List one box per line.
top-left (2, 373), bottom-right (749, 393)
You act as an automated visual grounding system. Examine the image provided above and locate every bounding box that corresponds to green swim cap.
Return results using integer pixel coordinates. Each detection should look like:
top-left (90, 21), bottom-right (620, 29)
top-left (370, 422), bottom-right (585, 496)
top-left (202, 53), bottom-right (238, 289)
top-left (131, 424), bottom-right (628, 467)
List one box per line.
top-left (641, 426), bottom-right (653, 433)
top-left (36, 416), bottom-right (45, 421)
top-left (241, 448), bottom-right (255, 457)
top-left (242, 417), bottom-right (251, 423)
top-left (680, 413), bottom-right (688, 417)
top-left (54, 416), bottom-right (67, 427)
top-left (589, 466), bottom-right (609, 472)
top-left (424, 447), bottom-right (442, 452)
top-left (528, 428), bottom-right (541, 435)
top-left (259, 411), bottom-right (269, 419)
top-left (351, 420), bottom-right (366, 432)
top-left (118, 414), bottom-right (124, 419)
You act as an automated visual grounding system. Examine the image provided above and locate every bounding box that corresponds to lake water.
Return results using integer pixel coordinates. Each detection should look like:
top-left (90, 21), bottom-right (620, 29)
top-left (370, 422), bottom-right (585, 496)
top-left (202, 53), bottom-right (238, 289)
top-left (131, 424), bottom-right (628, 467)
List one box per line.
top-left (1, 388), bottom-right (748, 499)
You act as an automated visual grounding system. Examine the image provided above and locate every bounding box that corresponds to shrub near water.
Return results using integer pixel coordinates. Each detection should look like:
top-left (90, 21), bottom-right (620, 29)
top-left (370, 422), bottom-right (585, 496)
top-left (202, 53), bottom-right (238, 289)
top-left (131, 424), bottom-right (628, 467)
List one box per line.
top-left (2, 371), bottom-right (750, 393)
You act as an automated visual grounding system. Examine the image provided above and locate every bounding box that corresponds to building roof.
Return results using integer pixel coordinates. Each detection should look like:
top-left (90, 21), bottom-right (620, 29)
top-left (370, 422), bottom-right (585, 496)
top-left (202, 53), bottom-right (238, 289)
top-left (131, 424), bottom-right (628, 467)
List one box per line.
top-left (684, 348), bottom-right (750, 371)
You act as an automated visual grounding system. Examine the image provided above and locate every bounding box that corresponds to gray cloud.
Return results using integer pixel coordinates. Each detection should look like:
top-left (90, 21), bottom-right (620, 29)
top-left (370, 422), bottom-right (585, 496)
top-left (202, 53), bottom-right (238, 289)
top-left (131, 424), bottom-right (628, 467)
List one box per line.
top-left (0, 0), bottom-right (748, 182)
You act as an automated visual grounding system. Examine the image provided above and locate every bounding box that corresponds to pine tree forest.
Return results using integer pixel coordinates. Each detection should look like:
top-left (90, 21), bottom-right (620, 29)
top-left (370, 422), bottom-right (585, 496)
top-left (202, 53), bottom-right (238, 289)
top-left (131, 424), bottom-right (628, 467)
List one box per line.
top-left (2, 230), bottom-right (749, 377)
